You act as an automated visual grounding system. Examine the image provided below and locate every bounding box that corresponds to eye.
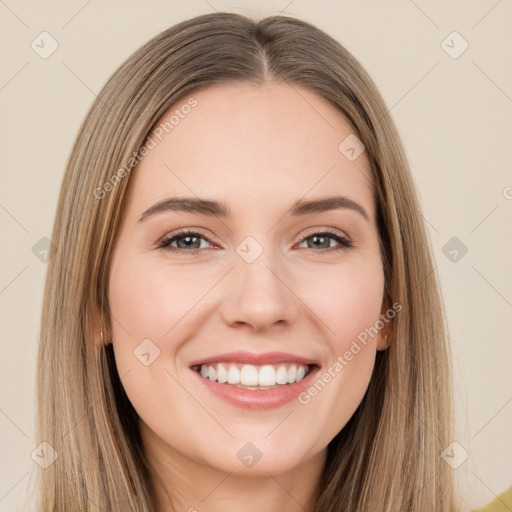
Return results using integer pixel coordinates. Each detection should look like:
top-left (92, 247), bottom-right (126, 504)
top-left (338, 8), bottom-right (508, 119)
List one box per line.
top-left (158, 228), bottom-right (353, 255)
top-left (158, 229), bottom-right (216, 254)
top-left (296, 229), bottom-right (353, 251)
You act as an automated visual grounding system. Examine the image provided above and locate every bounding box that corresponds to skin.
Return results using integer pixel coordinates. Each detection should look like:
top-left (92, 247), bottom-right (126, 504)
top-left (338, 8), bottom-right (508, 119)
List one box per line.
top-left (107, 81), bottom-right (389, 512)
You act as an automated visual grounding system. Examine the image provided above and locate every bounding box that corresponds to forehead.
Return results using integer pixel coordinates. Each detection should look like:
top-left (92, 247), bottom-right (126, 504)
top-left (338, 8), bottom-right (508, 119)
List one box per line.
top-left (125, 81), bottom-right (374, 221)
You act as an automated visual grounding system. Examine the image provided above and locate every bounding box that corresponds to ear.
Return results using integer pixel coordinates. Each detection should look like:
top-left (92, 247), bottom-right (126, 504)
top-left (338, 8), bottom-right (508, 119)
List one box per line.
top-left (92, 306), bottom-right (112, 348)
top-left (376, 323), bottom-right (391, 351)
top-left (376, 302), bottom-right (394, 351)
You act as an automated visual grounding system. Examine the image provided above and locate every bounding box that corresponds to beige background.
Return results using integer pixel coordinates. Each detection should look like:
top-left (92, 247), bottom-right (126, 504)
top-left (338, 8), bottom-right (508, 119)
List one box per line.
top-left (1, 1), bottom-right (511, 510)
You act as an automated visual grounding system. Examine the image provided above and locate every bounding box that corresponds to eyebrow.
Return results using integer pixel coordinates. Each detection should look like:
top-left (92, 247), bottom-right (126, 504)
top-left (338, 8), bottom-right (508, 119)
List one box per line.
top-left (138, 195), bottom-right (369, 223)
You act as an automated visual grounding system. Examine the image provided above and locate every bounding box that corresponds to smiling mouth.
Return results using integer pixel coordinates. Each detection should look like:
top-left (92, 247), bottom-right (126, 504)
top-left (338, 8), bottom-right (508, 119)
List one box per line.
top-left (191, 362), bottom-right (314, 390)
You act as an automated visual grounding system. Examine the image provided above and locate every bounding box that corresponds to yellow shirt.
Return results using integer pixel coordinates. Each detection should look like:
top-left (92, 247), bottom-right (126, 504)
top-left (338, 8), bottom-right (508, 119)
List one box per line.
top-left (473, 486), bottom-right (512, 512)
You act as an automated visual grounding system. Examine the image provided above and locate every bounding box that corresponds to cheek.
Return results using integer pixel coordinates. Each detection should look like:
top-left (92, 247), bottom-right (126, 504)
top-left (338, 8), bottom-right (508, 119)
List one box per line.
top-left (106, 254), bottom-right (224, 414)
top-left (106, 256), bottom-right (204, 437)
top-left (291, 259), bottom-right (384, 435)
top-left (108, 255), bottom-right (213, 344)
top-left (299, 257), bottom-right (385, 349)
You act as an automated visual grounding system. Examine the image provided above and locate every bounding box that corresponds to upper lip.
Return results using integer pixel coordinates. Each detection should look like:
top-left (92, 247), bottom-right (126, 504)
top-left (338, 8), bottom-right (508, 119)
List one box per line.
top-left (189, 351), bottom-right (318, 367)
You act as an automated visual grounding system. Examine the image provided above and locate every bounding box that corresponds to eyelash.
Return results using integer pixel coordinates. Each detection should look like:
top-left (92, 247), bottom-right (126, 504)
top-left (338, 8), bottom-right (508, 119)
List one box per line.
top-left (157, 228), bottom-right (353, 255)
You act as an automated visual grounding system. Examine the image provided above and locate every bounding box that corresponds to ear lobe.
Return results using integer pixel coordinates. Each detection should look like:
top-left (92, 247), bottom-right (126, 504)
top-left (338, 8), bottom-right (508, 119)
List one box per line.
top-left (100, 324), bottom-right (112, 347)
top-left (376, 306), bottom-right (393, 351)
top-left (376, 330), bottom-right (390, 351)
top-left (92, 308), bottom-right (111, 347)
top-left (99, 330), bottom-right (109, 346)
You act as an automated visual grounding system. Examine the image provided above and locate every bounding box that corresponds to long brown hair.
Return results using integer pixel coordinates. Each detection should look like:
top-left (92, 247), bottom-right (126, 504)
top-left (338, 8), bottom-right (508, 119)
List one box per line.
top-left (34, 12), bottom-right (457, 511)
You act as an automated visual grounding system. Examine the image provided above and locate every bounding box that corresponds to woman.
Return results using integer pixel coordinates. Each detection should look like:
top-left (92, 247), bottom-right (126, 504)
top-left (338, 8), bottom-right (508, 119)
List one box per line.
top-left (35, 11), bottom-right (458, 511)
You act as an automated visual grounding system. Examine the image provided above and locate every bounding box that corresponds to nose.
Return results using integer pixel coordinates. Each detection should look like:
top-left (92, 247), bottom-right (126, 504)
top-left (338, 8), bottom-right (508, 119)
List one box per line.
top-left (221, 245), bottom-right (300, 332)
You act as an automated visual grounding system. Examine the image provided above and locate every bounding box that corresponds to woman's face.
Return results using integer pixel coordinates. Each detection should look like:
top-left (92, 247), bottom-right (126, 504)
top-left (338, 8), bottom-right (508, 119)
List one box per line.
top-left (108, 81), bottom-right (387, 476)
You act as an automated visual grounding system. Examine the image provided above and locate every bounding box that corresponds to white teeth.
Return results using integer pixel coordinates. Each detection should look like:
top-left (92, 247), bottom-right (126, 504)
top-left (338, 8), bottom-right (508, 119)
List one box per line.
top-left (287, 365), bottom-right (297, 384)
top-left (198, 362), bottom-right (310, 386)
top-left (276, 366), bottom-right (288, 384)
top-left (258, 365), bottom-right (275, 386)
top-left (217, 363), bottom-right (228, 383)
top-left (227, 366), bottom-right (240, 384)
top-left (240, 364), bottom-right (259, 386)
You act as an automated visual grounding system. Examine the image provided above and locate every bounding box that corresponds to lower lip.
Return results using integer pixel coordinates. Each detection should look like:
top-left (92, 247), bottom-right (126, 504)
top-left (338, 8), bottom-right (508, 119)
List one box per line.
top-left (191, 365), bottom-right (320, 410)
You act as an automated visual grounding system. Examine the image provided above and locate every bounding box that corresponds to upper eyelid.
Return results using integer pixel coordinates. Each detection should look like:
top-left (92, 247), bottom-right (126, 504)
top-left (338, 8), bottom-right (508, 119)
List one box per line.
top-left (299, 226), bottom-right (350, 241)
top-left (159, 228), bottom-right (218, 245)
